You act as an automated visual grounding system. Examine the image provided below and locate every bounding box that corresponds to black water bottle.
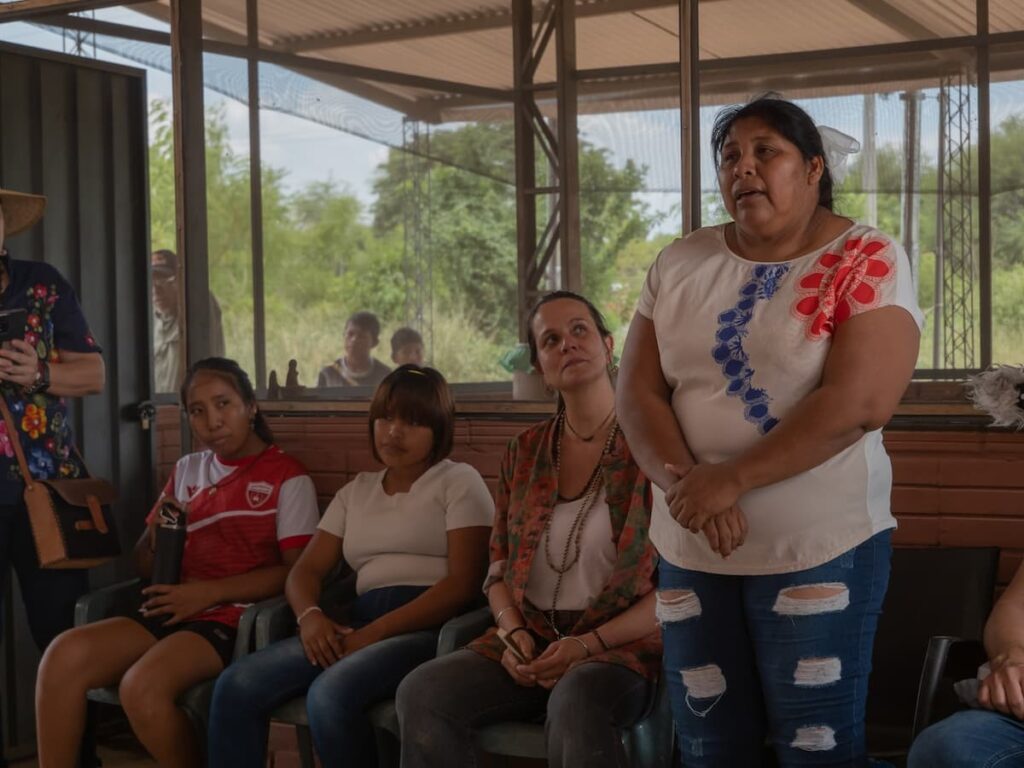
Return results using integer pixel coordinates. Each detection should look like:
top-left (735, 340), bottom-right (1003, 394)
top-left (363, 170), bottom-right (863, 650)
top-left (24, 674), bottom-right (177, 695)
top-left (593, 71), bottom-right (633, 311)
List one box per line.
top-left (151, 500), bottom-right (187, 585)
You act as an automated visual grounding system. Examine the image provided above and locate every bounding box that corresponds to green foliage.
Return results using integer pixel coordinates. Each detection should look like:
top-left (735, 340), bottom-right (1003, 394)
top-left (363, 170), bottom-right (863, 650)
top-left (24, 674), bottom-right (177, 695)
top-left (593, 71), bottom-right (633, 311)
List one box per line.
top-left (148, 97), bottom-right (1024, 383)
top-left (148, 105), bottom-right (658, 385)
top-left (371, 122), bottom-right (652, 345)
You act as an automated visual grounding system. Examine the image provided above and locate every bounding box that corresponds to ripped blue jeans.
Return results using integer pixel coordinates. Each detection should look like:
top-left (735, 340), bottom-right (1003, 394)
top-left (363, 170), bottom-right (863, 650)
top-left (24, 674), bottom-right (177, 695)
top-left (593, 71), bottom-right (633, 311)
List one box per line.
top-left (657, 530), bottom-right (892, 767)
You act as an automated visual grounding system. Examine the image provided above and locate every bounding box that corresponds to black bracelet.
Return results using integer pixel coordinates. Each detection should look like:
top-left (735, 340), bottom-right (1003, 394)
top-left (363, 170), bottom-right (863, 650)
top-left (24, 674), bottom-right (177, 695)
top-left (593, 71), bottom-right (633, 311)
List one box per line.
top-left (507, 625), bottom-right (531, 640)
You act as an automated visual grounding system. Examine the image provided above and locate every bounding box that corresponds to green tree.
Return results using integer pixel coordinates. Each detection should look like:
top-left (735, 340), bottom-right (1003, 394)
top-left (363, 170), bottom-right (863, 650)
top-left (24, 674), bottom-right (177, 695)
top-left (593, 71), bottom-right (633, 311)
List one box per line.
top-left (372, 123), bottom-right (652, 343)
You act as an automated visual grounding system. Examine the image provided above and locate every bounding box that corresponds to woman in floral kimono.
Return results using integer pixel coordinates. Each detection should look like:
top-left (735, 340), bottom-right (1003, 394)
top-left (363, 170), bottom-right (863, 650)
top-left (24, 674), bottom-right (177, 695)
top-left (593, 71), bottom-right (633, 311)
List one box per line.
top-left (396, 291), bottom-right (660, 768)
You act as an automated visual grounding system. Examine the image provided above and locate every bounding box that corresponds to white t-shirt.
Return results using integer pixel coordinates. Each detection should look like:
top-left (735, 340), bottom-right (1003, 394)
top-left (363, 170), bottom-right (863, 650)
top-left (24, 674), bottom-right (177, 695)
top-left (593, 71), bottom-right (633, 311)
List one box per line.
top-left (318, 459), bottom-right (495, 594)
top-left (525, 498), bottom-right (617, 610)
top-left (637, 223), bottom-right (924, 575)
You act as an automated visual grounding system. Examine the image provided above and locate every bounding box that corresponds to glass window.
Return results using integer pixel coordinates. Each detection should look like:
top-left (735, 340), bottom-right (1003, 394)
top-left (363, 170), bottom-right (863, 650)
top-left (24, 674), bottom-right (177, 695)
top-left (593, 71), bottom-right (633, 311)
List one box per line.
top-left (257, 64), bottom-right (516, 393)
top-left (990, 46), bottom-right (1024, 366)
top-left (579, 106), bottom-right (683, 349)
top-left (700, 48), bottom-right (981, 374)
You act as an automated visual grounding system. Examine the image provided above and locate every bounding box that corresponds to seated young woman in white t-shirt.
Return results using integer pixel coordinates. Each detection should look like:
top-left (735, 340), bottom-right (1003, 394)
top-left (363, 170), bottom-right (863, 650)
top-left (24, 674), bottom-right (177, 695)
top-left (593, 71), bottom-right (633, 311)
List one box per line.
top-left (207, 365), bottom-right (494, 768)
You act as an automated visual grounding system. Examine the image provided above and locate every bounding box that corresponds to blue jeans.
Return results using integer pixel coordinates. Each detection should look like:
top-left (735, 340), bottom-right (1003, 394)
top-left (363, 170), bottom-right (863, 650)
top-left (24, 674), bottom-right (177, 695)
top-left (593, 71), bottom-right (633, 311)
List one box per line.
top-left (208, 585), bottom-right (437, 768)
top-left (0, 501), bottom-right (89, 766)
top-left (909, 710), bottom-right (1024, 767)
top-left (658, 530), bottom-right (892, 767)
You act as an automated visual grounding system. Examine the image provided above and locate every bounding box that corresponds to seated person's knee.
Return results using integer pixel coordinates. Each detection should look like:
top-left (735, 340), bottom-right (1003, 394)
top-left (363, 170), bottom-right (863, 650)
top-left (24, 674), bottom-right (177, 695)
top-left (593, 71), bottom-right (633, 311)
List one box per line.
top-left (119, 664), bottom-right (168, 724)
top-left (38, 627), bottom-right (89, 683)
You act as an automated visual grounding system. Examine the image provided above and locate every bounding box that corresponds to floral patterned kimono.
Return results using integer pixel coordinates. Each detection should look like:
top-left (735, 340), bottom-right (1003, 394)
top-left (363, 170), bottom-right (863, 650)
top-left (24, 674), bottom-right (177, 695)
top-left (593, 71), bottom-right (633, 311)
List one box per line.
top-left (468, 415), bottom-right (662, 680)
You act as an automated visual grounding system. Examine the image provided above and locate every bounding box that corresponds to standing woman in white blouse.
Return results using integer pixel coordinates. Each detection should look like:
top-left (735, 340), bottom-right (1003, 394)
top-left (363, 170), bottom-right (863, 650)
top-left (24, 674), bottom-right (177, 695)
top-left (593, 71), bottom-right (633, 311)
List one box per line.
top-left (207, 365), bottom-right (493, 767)
top-left (618, 96), bottom-right (922, 767)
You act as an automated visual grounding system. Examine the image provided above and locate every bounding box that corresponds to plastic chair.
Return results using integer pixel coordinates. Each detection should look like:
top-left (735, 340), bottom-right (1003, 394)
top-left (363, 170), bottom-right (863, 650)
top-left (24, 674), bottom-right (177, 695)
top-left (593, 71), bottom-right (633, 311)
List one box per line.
top-left (470, 663), bottom-right (673, 768)
top-left (865, 546), bottom-right (999, 758)
top-left (76, 577), bottom-right (273, 750)
top-left (911, 635), bottom-right (988, 738)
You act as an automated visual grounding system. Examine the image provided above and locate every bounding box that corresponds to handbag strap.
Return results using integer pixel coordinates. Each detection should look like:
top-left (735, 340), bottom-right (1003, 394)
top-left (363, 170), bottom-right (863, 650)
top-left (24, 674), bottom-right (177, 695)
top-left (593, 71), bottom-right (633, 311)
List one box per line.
top-left (0, 393), bottom-right (35, 488)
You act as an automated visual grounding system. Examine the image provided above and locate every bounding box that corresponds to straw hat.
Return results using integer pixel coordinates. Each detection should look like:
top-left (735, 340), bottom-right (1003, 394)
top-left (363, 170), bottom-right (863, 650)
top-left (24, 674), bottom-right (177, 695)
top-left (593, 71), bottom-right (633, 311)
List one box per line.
top-left (0, 188), bottom-right (47, 238)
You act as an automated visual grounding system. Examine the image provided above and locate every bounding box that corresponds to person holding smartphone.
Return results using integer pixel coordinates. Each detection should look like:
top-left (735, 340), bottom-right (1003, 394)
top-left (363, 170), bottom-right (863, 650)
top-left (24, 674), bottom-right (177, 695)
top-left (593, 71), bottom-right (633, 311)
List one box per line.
top-left (397, 292), bottom-right (661, 768)
top-left (0, 188), bottom-right (105, 768)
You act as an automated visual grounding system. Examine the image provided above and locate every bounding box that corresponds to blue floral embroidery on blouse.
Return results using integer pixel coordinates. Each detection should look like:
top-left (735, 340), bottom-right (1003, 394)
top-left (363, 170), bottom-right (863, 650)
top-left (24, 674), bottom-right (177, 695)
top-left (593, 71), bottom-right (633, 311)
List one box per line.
top-left (711, 264), bottom-right (790, 434)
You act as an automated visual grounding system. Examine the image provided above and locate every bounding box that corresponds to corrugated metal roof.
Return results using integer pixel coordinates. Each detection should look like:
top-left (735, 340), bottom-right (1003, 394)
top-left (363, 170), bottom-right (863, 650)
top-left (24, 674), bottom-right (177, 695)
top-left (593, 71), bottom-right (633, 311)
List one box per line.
top-left (138, 0), bottom-right (1014, 120)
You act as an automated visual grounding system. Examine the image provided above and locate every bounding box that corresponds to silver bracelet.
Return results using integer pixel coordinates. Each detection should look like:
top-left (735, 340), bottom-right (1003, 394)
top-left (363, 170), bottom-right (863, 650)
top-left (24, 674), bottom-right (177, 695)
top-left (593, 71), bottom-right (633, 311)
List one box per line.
top-left (295, 605), bottom-right (323, 626)
top-left (565, 635), bottom-right (591, 658)
top-left (495, 605), bottom-right (517, 627)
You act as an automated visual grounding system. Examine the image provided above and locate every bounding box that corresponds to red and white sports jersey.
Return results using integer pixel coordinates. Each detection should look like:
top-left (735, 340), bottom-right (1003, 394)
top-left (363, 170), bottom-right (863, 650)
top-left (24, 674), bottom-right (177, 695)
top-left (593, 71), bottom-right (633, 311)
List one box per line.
top-left (147, 444), bottom-right (318, 627)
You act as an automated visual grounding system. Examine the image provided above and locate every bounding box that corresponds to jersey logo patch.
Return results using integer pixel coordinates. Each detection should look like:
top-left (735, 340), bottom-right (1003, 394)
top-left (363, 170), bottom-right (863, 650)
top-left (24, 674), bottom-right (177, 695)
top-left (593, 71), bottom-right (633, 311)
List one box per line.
top-left (246, 481), bottom-right (274, 508)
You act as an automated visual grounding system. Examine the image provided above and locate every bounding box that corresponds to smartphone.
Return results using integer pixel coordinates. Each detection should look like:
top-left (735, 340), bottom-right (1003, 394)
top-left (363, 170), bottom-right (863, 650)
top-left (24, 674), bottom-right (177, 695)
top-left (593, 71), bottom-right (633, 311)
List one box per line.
top-left (497, 627), bottom-right (528, 664)
top-left (0, 308), bottom-right (26, 343)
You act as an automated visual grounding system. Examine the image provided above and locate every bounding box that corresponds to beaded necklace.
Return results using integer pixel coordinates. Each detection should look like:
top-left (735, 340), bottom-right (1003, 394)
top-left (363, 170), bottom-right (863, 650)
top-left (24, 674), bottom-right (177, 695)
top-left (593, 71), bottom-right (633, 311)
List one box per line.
top-left (542, 410), bottom-right (618, 637)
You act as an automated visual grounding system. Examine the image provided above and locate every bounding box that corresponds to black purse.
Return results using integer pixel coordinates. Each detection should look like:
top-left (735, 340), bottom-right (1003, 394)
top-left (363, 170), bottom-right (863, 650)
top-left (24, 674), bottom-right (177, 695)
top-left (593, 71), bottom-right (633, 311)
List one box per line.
top-left (0, 395), bottom-right (120, 568)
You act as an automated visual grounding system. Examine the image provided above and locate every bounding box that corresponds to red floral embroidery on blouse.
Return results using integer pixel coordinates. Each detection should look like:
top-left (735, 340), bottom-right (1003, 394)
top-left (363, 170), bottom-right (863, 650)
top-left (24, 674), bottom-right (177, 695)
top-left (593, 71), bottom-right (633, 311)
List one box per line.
top-left (792, 237), bottom-right (895, 340)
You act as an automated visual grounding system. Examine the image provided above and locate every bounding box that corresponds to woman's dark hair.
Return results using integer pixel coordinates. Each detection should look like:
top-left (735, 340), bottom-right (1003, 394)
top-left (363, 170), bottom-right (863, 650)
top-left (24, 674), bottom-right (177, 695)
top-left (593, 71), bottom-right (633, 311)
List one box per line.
top-left (525, 290), bottom-right (613, 369)
top-left (710, 95), bottom-right (834, 211)
top-left (368, 365), bottom-right (455, 464)
top-left (180, 357), bottom-right (274, 444)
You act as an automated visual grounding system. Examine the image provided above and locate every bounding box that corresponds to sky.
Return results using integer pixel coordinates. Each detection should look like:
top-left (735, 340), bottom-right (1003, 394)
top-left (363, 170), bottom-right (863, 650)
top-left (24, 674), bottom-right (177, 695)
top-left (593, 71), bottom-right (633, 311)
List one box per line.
top-left (1, 8), bottom-right (1021, 237)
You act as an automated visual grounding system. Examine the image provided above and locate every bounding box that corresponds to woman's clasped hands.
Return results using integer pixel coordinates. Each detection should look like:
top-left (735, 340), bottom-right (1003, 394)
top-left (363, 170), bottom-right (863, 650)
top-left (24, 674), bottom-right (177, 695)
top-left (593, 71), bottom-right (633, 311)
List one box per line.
top-left (665, 461), bottom-right (749, 558)
top-left (504, 632), bottom-right (593, 689)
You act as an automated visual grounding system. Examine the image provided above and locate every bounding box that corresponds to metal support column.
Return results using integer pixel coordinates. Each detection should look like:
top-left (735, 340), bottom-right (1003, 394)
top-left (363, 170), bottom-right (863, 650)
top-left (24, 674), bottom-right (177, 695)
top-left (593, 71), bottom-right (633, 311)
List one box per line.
top-left (170, 0), bottom-right (211, 366)
top-left (679, 0), bottom-right (700, 232)
top-left (939, 71), bottom-right (976, 370)
top-left (901, 90), bottom-right (921, 275)
top-left (555, 0), bottom-right (580, 292)
top-left (977, 0), bottom-right (992, 368)
top-left (247, 0), bottom-right (266, 389)
top-left (512, 0), bottom-right (580, 338)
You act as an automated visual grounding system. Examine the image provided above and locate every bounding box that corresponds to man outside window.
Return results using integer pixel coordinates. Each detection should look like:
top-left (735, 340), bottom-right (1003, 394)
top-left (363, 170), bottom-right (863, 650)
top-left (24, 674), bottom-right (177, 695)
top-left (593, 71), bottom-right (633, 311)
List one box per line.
top-left (151, 248), bottom-right (225, 393)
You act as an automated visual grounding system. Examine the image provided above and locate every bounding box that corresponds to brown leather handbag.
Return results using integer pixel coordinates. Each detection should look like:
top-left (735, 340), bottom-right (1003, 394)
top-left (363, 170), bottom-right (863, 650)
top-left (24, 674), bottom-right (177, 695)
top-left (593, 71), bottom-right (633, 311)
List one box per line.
top-left (0, 396), bottom-right (120, 569)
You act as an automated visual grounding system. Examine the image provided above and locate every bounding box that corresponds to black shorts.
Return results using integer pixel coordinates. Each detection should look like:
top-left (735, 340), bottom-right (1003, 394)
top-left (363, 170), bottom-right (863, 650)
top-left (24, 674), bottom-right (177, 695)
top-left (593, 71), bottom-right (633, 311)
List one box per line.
top-left (128, 612), bottom-right (237, 667)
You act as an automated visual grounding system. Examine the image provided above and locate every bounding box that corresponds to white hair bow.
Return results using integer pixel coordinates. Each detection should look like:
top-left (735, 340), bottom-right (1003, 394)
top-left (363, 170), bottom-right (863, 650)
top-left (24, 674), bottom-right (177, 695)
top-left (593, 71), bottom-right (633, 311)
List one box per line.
top-left (817, 125), bottom-right (860, 185)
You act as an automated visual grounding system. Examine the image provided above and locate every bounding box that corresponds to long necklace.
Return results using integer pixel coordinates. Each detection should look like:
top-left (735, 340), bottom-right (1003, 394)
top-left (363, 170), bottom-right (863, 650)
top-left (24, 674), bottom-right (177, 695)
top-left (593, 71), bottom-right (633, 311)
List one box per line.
top-left (542, 410), bottom-right (618, 637)
top-left (563, 404), bottom-right (615, 443)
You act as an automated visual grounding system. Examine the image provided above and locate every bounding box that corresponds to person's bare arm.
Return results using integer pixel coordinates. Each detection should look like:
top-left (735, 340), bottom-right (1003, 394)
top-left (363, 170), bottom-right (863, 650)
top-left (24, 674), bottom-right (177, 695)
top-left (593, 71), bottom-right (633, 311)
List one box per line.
top-left (523, 590), bottom-right (659, 688)
top-left (140, 548), bottom-right (302, 625)
top-left (672, 306), bottom-right (920, 533)
top-left (0, 342), bottom-right (104, 396)
top-left (616, 312), bottom-right (694, 491)
top-left (978, 565), bottom-right (1024, 719)
top-left (617, 312), bottom-right (747, 555)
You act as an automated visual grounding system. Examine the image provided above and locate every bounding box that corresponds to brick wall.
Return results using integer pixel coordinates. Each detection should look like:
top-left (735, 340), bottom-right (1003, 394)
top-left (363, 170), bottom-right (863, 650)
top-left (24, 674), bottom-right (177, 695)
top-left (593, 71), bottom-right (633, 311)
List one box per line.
top-left (154, 406), bottom-right (1024, 588)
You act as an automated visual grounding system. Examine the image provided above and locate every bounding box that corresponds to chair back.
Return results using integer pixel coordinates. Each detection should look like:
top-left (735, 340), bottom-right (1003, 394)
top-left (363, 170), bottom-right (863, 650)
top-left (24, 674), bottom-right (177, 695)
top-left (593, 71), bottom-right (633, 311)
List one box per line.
top-left (866, 546), bottom-right (998, 753)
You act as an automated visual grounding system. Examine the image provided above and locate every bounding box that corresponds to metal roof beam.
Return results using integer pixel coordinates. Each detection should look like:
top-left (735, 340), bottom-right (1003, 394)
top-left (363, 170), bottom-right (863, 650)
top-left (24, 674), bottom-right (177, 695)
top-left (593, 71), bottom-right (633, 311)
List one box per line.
top-left (846, 0), bottom-right (943, 40)
top-left (0, 0), bottom-right (152, 22)
top-left (29, 12), bottom-right (510, 102)
top-left (274, 0), bottom-right (680, 53)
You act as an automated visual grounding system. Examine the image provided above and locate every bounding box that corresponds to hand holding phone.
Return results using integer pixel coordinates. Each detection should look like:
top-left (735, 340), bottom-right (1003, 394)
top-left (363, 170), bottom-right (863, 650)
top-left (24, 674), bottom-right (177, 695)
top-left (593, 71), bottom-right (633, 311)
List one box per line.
top-left (0, 308), bottom-right (27, 344)
top-left (497, 627), bottom-right (529, 664)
